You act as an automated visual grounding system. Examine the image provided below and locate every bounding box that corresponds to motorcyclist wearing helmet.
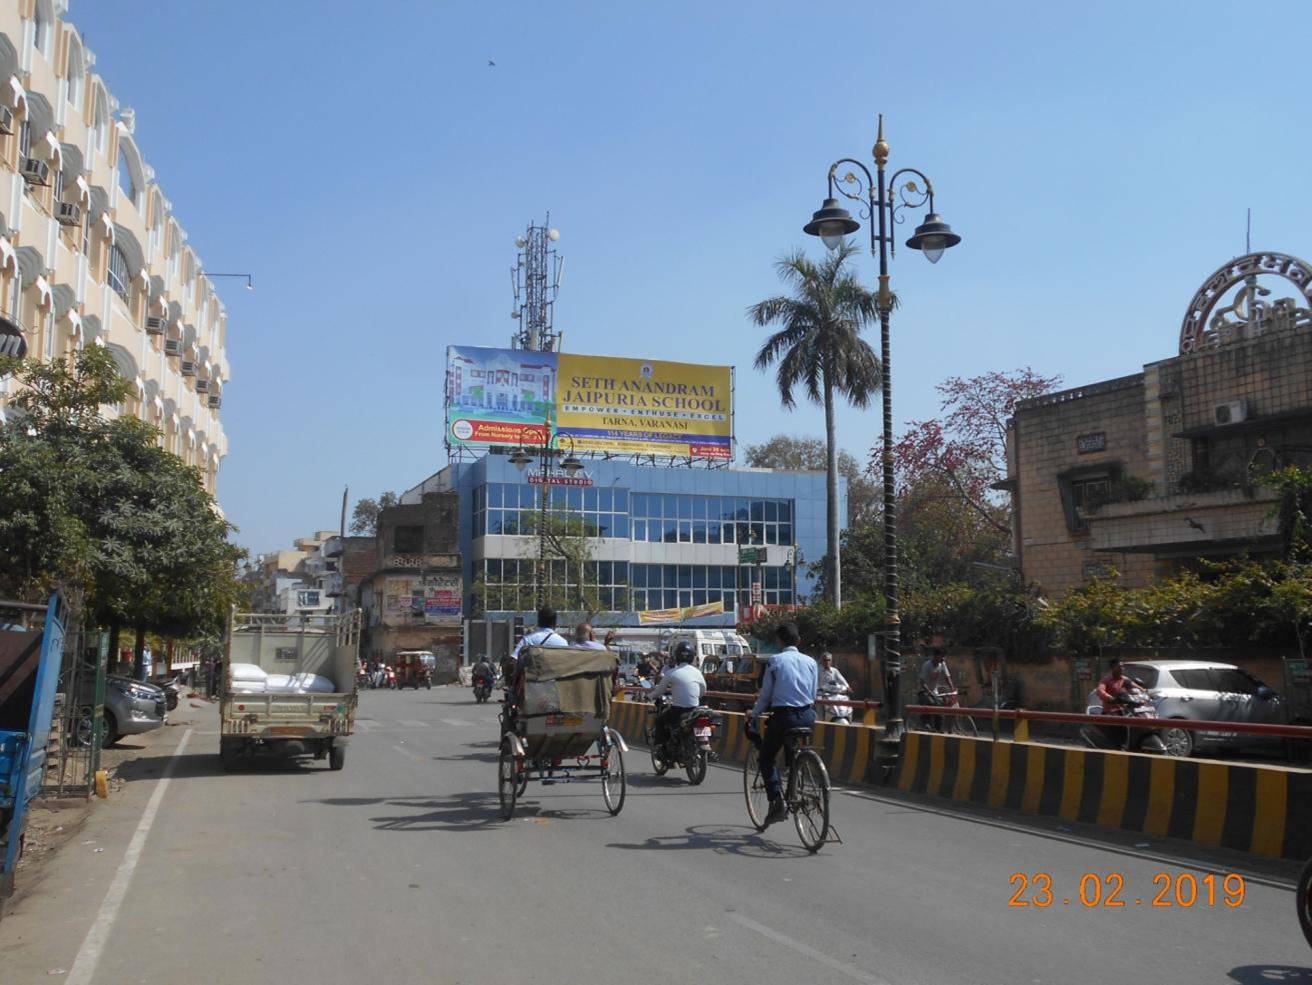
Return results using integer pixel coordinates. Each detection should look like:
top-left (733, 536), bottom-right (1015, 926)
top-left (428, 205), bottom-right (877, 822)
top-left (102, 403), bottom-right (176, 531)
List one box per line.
top-left (649, 641), bottom-right (707, 748)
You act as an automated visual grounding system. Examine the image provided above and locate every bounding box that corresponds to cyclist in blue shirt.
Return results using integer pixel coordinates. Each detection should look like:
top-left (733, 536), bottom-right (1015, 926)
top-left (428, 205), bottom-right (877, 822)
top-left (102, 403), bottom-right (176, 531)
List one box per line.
top-left (746, 622), bottom-right (818, 825)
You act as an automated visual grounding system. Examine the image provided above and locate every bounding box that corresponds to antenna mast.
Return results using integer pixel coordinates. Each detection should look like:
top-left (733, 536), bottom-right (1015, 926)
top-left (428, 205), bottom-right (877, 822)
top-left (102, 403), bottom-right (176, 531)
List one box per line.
top-left (510, 215), bottom-right (563, 352)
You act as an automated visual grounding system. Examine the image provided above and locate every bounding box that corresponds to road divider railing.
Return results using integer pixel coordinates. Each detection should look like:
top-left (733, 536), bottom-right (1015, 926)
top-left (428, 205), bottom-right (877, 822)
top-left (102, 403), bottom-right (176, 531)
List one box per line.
top-left (904, 702), bottom-right (1312, 747)
top-left (611, 690), bottom-right (881, 785)
top-left (894, 716), bottom-right (1312, 860)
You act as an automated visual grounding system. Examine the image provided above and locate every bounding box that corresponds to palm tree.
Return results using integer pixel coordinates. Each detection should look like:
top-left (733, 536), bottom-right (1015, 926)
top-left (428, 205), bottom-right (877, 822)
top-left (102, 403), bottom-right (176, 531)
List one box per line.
top-left (749, 242), bottom-right (884, 606)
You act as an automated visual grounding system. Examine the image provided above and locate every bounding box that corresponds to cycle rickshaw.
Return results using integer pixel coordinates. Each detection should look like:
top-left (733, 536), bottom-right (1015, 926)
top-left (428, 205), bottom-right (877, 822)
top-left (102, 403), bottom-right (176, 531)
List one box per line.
top-left (497, 646), bottom-right (627, 820)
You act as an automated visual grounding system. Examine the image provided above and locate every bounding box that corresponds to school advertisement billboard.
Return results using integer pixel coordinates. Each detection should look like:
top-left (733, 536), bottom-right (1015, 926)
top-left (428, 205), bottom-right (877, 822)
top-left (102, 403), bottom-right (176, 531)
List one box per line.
top-left (445, 347), bottom-right (733, 460)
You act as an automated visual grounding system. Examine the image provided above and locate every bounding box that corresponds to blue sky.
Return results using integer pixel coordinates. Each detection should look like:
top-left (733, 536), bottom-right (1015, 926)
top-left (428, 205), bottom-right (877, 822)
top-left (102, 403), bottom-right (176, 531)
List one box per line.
top-left (68, 0), bottom-right (1312, 555)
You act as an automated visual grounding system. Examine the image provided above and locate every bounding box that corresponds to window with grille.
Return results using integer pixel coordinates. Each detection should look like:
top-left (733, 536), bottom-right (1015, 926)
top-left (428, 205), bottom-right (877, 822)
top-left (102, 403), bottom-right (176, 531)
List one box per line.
top-left (108, 245), bottom-right (130, 301)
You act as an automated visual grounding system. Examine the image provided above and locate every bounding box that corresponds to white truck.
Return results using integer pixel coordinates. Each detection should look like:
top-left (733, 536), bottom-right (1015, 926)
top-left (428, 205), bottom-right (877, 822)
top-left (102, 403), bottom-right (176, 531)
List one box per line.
top-left (220, 610), bottom-right (360, 771)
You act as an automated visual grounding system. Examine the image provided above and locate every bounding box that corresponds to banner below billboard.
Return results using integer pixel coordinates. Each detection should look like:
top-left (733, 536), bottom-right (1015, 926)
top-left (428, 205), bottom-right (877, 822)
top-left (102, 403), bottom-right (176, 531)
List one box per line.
top-left (556, 354), bottom-right (732, 459)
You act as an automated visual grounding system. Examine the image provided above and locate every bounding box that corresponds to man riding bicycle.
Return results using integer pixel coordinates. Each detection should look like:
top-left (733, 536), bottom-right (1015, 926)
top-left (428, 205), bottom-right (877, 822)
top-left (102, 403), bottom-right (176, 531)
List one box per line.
top-left (746, 622), bottom-right (818, 826)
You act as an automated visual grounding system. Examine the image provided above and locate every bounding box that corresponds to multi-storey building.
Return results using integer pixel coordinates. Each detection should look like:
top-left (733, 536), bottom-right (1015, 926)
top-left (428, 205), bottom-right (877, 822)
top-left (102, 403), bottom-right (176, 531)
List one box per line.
top-left (0, 2), bottom-right (230, 492)
top-left (401, 454), bottom-right (837, 624)
top-left (1002, 250), bottom-right (1312, 594)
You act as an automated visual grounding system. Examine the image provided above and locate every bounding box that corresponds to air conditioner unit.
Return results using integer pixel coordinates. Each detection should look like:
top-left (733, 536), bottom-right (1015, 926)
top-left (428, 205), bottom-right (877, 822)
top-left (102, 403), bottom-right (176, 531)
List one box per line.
top-left (20, 157), bottom-right (50, 186)
top-left (145, 315), bottom-right (166, 335)
top-left (163, 338), bottom-right (182, 356)
top-left (55, 201), bottom-right (81, 227)
top-left (1213, 400), bottom-right (1249, 426)
top-left (195, 378), bottom-right (210, 392)
top-left (181, 360), bottom-right (197, 377)
top-left (0, 105), bottom-right (13, 135)
top-left (208, 394), bottom-right (221, 409)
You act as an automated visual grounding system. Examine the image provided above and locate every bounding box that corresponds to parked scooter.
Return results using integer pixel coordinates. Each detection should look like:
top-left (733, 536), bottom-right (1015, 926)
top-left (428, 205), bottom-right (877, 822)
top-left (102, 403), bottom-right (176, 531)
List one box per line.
top-left (1079, 686), bottom-right (1166, 753)
top-left (645, 697), bottom-right (721, 785)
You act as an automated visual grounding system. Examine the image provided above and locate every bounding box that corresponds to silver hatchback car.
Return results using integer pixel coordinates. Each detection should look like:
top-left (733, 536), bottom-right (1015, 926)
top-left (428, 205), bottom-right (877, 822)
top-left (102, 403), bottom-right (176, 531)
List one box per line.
top-left (1121, 660), bottom-right (1284, 757)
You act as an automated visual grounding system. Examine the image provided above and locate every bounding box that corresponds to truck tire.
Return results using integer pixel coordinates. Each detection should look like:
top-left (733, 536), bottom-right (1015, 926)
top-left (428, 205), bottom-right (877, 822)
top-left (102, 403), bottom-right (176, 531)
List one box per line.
top-left (329, 746), bottom-right (346, 771)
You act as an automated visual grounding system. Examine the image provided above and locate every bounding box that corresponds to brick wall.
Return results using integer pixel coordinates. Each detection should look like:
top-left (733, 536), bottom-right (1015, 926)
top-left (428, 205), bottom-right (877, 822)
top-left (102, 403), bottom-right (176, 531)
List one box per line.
top-left (1012, 375), bottom-right (1154, 594)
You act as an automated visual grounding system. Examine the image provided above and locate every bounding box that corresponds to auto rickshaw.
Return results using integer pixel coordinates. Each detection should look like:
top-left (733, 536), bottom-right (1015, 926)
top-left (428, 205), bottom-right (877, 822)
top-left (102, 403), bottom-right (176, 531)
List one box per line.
top-left (395, 650), bottom-right (433, 689)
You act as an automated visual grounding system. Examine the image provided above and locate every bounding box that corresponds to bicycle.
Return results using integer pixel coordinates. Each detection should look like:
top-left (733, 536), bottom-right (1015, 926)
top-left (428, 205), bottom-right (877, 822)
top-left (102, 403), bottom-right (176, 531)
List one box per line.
top-left (742, 718), bottom-right (832, 853)
top-left (912, 687), bottom-right (979, 737)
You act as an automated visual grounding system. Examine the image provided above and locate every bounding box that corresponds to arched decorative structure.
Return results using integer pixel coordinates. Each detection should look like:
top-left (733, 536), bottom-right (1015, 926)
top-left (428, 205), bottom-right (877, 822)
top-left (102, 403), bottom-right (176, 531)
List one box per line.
top-left (1179, 252), bottom-right (1312, 353)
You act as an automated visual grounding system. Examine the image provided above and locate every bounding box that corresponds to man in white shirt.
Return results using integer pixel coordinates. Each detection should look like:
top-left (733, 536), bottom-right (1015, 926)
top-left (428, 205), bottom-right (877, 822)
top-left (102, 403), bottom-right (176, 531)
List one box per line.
top-left (513, 607), bottom-right (569, 662)
top-left (649, 641), bottom-right (706, 748)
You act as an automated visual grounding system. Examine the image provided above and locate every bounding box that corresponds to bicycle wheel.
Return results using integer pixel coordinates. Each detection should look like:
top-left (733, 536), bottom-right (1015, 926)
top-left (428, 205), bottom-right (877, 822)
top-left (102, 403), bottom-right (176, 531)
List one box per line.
top-left (1298, 857), bottom-right (1312, 949)
top-left (602, 735), bottom-right (626, 816)
top-left (949, 710), bottom-right (978, 738)
top-left (743, 744), bottom-right (769, 831)
top-left (791, 749), bottom-right (830, 853)
top-left (497, 738), bottom-right (518, 821)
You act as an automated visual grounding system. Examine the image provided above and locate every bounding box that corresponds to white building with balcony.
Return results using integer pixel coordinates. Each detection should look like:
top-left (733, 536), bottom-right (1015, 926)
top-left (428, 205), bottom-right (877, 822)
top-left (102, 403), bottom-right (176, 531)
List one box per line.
top-left (0, 1), bottom-right (230, 492)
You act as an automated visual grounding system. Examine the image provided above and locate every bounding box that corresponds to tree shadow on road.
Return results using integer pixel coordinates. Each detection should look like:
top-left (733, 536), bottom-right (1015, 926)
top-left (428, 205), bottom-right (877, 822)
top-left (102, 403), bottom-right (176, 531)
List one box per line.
top-left (1228, 967), bottom-right (1312, 984)
top-left (607, 824), bottom-right (811, 859)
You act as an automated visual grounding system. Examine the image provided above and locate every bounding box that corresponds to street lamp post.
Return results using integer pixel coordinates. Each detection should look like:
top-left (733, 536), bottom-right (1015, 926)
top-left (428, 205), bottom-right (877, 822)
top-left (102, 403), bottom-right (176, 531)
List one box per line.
top-left (509, 425), bottom-right (583, 609)
top-left (802, 114), bottom-right (961, 752)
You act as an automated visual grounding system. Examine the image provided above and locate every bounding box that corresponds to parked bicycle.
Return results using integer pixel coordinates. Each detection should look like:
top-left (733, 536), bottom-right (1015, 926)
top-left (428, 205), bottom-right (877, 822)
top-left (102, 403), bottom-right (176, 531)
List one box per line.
top-left (742, 718), bottom-right (833, 853)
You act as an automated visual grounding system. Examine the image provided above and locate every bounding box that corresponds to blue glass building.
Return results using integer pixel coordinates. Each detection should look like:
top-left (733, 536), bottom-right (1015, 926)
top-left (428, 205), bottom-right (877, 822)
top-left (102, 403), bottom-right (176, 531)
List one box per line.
top-left (402, 454), bottom-right (843, 625)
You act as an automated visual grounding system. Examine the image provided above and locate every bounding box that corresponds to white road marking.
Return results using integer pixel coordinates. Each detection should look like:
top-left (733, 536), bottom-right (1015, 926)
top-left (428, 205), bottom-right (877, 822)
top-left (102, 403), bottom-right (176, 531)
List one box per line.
top-left (66, 728), bottom-right (193, 985)
top-left (398, 719), bottom-right (429, 729)
top-left (440, 718), bottom-right (473, 727)
top-left (728, 913), bottom-right (890, 985)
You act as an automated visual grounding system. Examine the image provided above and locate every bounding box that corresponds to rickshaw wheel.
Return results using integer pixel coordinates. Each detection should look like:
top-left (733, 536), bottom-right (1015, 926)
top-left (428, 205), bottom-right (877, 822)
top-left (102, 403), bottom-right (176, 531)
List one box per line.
top-left (602, 734), bottom-right (626, 816)
top-left (498, 737), bottom-right (519, 820)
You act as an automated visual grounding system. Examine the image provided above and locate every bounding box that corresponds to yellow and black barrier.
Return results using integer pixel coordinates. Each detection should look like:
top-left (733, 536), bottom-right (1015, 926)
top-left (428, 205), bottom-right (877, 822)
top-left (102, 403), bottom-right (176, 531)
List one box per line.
top-left (609, 696), bottom-right (874, 786)
top-left (894, 731), bottom-right (1312, 861)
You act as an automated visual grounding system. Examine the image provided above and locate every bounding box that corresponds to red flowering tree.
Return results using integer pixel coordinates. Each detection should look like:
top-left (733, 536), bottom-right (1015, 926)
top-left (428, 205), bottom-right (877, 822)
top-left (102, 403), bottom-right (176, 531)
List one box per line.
top-left (888, 369), bottom-right (1061, 536)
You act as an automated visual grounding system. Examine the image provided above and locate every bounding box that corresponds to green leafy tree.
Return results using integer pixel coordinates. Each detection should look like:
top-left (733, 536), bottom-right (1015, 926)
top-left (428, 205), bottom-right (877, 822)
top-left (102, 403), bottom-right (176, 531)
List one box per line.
top-left (0, 347), bottom-right (130, 599)
top-left (744, 434), bottom-right (879, 524)
top-left (749, 244), bottom-right (883, 605)
top-left (0, 349), bottom-right (243, 675)
top-left (350, 491), bottom-right (398, 535)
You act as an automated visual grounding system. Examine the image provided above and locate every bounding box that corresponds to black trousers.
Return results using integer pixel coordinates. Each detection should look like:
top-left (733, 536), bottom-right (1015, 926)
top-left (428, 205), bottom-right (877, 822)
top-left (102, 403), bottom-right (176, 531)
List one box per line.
top-left (752, 706), bottom-right (816, 801)
top-left (655, 704), bottom-right (694, 745)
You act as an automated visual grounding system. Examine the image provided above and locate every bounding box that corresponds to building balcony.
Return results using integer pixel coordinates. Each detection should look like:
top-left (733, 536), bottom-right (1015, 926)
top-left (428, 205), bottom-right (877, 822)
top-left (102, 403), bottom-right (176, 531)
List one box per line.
top-left (322, 535), bottom-right (343, 559)
top-left (1084, 485), bottom-right (1282, 555)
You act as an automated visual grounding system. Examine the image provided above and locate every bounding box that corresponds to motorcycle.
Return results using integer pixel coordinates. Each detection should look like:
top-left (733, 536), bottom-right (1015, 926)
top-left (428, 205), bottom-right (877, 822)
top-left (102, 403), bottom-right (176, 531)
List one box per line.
top-left (1079, 685), bottom-right (1166, 754)
top-left (645, 697), bottom-right (720, 785)
top-left (472, 672), bottom-right (495, 703)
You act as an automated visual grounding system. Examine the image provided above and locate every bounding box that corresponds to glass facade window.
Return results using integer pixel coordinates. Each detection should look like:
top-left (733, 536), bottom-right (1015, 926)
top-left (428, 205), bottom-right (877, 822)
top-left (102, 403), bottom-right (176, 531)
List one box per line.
top-left (478, 558), bottom-right (630, 612)
top-left (628, 563), bottom-right (794, 611)
top-left (473, 482), bottom-right (629, 538)
top-left (628, 493), bottom-right (793, 546)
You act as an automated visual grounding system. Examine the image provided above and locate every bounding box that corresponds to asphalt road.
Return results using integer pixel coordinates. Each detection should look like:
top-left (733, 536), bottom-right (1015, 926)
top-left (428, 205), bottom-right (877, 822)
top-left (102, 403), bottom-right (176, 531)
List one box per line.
top-left (3, 686), bottom-right (1310, 985)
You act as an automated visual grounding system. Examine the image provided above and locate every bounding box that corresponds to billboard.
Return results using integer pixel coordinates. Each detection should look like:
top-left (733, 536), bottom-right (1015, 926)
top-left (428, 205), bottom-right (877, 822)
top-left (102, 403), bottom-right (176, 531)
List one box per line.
top-left (446, 346), bottom-right (732, 460)
top-left (445, 346), bottom-right (554, 446)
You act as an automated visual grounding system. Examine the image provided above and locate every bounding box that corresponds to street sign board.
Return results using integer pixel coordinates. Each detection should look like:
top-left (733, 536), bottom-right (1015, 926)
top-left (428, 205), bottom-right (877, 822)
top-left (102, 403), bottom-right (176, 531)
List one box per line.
top-left (738, 547), bottom-right (764, 564)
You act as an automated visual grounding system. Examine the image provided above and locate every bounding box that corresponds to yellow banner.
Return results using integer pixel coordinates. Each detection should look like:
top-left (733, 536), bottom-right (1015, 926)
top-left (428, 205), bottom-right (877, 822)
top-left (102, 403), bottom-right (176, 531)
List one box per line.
top-left (556, 354), bottom-right (732, 459)
top-left (636, 601), bottom-right (726, 625)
